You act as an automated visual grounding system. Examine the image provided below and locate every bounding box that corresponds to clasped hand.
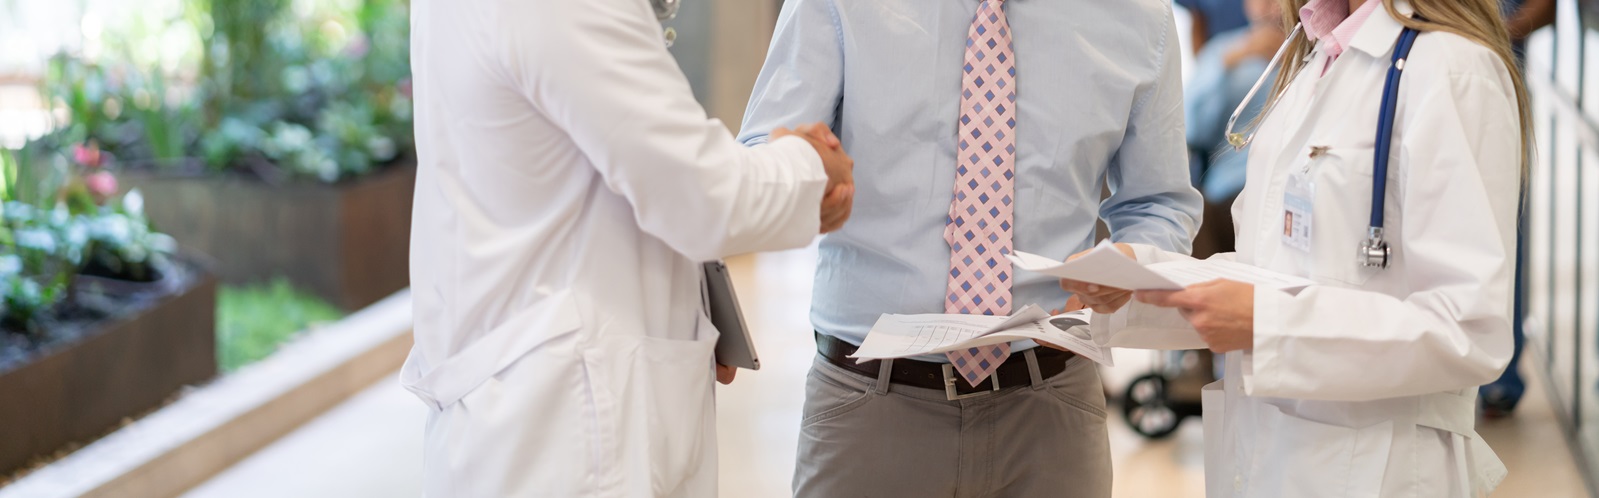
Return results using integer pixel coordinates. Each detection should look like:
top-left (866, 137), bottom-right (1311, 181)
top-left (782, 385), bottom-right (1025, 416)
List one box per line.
top-left (717, 123), bottom-right (855, 386)
top-left (1056, 244), bottom-right (1257, 353)
top-left (772, 123), bottom-right (854, 234)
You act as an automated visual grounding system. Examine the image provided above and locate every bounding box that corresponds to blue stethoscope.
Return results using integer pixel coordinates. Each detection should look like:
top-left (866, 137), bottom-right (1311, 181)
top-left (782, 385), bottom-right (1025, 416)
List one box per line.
top-left (1225, 22), bottom-right (1422, 269)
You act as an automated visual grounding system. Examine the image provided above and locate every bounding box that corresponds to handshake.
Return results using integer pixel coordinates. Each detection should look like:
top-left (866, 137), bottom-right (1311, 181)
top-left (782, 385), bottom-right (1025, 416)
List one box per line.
top-left (772, 123), bottom-right (855, 234)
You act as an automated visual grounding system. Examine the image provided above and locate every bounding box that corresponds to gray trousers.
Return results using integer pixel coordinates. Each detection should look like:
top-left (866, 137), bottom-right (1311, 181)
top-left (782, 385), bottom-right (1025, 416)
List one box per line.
top-left (793, 349), bottom-right (1112, 498)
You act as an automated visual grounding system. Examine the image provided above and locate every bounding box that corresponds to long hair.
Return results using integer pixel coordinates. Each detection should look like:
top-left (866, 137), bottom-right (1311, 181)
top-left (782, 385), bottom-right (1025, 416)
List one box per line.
top-left (1269, 0), bottom-right (1533, 188)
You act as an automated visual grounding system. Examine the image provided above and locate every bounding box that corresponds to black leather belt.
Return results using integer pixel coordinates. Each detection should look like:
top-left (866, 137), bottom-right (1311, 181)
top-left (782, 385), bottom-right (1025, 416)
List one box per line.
top-left (816, 331), bottom-right (1075, 400)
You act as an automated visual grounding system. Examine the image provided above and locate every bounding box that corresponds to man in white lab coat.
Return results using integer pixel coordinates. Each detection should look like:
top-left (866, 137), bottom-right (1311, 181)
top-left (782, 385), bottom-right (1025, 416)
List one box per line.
top-left (400, 0), bottom-right (855, 496)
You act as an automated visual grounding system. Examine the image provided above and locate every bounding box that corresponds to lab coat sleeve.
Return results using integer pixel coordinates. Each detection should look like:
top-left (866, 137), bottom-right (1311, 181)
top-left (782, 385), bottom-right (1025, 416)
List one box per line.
top-left (507, 0), bottom-right (829, 262)
top-left (1100, 9), bottom-right (1204, 254)
top-left (1242, 72), bottom-right (1519, 402)
top-left (736, 0), bottom-right (844, 146)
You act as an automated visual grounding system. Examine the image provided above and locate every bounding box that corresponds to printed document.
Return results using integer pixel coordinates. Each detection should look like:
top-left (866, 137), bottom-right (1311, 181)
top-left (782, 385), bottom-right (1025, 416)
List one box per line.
top-left (850, 305), bottom-right (1113, 366)
top-left (1007, 241), bottom-right (1315, 291)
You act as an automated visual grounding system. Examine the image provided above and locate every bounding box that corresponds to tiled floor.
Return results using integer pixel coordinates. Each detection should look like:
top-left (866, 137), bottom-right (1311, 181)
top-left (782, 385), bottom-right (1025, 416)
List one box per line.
top-left (182, 248), bottom-right (1590, 498)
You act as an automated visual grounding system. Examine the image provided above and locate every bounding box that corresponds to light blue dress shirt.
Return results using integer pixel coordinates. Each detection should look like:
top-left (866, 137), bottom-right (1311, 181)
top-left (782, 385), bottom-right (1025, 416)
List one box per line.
top-left (738, 0), bottom-right (1203, 361)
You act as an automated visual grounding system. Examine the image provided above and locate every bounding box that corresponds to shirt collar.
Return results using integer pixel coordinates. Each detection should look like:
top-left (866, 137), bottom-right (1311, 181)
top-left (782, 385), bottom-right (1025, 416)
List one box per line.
top-left (1345, 0), bottom-right (1414, 58)
top-left (1328, 0), bottom-right (1383, 55)
top-left (1299, 0), bottom-right (1350, 42)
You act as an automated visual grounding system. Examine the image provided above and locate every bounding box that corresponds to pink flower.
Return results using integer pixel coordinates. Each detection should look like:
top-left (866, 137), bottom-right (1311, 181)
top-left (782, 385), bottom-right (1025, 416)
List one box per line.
top-left (343, 36), bottom-right (370, 59)
top-left (73, 142), bottom-right (103, 168)
top-left (85, 171), bottom-right (118, 198)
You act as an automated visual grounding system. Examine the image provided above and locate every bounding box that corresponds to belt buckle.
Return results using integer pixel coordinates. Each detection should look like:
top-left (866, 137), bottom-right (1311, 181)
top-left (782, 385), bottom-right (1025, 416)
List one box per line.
top-left (942, 364), bottom-right (1000, 401)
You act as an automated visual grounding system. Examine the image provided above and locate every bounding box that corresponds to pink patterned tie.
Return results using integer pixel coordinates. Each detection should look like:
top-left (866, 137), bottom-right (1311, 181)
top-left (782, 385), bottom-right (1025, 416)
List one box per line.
top-left (944, 0), bottom-right (1015, 388)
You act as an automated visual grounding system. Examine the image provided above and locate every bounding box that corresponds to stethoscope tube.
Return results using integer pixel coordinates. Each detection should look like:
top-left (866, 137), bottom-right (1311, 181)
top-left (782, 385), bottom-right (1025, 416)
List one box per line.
top-left (1363, 26), bottom-right (1422, 269)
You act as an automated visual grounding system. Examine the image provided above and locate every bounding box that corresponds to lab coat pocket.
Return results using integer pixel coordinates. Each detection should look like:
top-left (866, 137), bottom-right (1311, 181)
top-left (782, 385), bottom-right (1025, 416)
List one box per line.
top-left (1248, 404), bottom-right (1393, 498)
top-left (1201, 381), bottom-right (1231, 498)
top-left (584, 323), bottom-right (718, 496)
top-left (1309, 146), bottom-right (1382, 287)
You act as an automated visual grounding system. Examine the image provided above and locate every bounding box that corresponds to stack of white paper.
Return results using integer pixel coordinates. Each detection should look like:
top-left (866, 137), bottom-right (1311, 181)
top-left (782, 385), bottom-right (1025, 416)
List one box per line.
top-left (1006, 241), bottom-right (1315, 291)
top-left (849, 305), bottom-right (1114, 366)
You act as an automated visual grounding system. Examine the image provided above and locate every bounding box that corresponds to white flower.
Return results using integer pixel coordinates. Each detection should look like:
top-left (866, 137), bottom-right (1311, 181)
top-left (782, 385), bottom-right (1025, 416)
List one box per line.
top-left (122, 244), bottom-right (149, 264)
top-left (123, 189), bottom-right (145, 216)
top-left (299, 148), bottom-right (340, 182)
top-left (49, 204), bottom-right (69, 226)
top-left (18, 279), bottom-right (40, 303)
top-left (367, 136), bottom-right (397, 162)
top-left (148, 233), bottom-right (177, 254)
top-left (266, 122), bottom-right (315, 159)
top-left (4, 203), bottom-right (33, 224)
top-left (15, 228), bottom-right (56, 253)
top-left (0, 255), bottom-right (21, 276)
top-left (283, 65), bottom-right (312, 94)
top-left (89, 215), bottom-right (133, 246)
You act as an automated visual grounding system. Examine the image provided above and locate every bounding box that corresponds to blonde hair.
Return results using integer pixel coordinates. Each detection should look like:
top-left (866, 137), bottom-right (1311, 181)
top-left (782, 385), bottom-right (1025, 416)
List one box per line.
top-left (1270, 0), bottom-right (1533, 188)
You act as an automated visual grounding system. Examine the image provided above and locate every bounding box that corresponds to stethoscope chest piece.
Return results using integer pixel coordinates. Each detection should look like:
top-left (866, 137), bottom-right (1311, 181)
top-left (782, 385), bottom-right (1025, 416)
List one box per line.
top-left (1360, 227), bottom-right (1391, 268)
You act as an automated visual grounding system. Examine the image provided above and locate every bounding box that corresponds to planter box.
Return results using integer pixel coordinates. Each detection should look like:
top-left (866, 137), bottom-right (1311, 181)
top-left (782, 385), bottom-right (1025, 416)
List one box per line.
top-left (0, 259), bottom-right (217, 476)
top-left (124, 160), bottom-right (415, 310)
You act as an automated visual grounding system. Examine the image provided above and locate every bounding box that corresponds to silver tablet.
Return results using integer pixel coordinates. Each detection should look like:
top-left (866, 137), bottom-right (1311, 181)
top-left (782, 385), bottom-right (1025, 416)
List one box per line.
top-left (704, 261), bottom-right (760, 370)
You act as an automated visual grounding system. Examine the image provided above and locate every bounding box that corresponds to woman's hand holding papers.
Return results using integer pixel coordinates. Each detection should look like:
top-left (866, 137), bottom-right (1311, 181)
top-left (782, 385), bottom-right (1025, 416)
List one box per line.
top-left (1058, 243), bottom-right (1137, 313)
top-left (1135, 280), bottom-right (1255, 353)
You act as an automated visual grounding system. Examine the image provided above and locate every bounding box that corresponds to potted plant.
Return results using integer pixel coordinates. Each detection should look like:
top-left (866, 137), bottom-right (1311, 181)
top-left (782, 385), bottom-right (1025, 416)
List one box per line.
top-left (0, 142), bottom-right (217, 477)
top-left (45, 0), bottom-right (416, 310)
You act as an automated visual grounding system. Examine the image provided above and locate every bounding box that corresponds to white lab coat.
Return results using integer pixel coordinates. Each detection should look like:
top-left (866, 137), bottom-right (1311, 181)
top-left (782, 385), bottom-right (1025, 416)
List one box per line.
top-left (399, 0), bottom-right (828, 496)
top-left (1099, 4), bottom-right (1518, 497)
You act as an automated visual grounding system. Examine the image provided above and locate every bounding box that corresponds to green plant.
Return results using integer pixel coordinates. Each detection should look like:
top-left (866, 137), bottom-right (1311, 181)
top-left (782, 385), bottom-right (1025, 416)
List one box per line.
top-left (215, 278), bottom-right (343, 371)
top-left (0, 202), bottom-right (87, 333)
top-left (36, 0), bottom-right (412, 184)
top-left (186, 0), bottom-right (413, 182)
top-left (0, 136), bottom-right (181, 331)
top-left (81, 190), bottom-right (177, 282)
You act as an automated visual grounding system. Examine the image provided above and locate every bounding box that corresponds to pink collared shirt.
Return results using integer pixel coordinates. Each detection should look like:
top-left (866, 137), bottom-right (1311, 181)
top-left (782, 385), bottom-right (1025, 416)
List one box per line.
top-left (1300, 0), bottom-right (1383, 74)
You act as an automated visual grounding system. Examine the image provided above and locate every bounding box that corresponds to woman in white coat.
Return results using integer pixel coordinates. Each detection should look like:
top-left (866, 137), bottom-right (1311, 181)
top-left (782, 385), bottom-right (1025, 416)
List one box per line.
top-left (402, 0), bottom-right (854, 496)
top-left (1064, 0), bottom-right (1527, 496)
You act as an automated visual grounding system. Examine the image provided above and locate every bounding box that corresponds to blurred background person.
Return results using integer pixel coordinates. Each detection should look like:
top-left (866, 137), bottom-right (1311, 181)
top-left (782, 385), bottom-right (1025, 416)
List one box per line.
top-left (1480, 0), bottom-right (1554, 419)
top-left (1180, 0), bottom-right (1254, 56)
top-left (1184, 0), bottom-right (1285, 259)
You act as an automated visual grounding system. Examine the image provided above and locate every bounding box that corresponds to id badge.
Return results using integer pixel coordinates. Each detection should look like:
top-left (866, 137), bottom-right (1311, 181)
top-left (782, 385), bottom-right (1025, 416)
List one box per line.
top-left (1281, 169), bottom-right (1314, 253)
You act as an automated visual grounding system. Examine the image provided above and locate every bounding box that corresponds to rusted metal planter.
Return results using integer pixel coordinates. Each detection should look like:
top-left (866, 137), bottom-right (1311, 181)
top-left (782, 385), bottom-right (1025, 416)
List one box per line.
top-left (123, 160), bottom-right (415, 310)
top-left (0, 257), bottom-right (217, 476)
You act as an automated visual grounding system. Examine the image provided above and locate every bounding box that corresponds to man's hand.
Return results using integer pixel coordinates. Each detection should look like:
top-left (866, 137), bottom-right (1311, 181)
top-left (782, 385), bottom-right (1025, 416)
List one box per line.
top-left (1134, 279), bottom-right (1255, 353)
top-left (1057, 243), bottom-right (1137, 314)
top-left (773, 123), bottom-right (853, 233)
top-left (716, 363), bottom-right (737, 385)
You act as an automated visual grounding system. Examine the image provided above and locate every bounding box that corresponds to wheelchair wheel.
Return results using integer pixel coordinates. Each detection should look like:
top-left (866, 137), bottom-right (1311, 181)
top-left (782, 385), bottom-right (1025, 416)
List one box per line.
top-left (1122, 373), bottom-right (1183, 440)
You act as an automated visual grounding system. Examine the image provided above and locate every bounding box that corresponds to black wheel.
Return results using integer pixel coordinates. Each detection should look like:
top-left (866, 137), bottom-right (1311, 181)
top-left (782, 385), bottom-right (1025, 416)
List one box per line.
top-left (1122, 373), bottom-right (1183, 440)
